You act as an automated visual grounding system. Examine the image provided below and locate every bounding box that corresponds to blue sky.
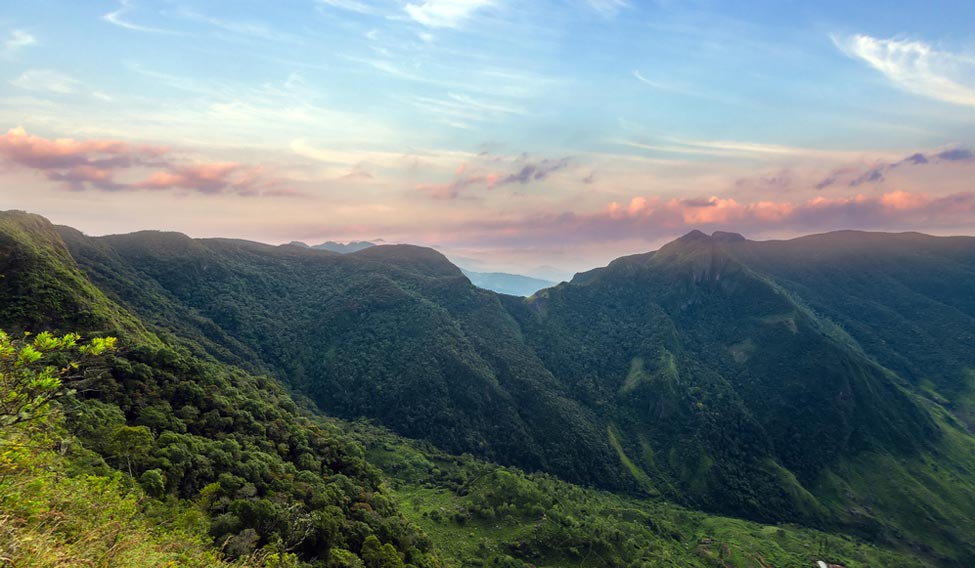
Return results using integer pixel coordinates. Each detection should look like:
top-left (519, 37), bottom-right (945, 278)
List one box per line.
top-left (1, 0), bottom-right (974, 274)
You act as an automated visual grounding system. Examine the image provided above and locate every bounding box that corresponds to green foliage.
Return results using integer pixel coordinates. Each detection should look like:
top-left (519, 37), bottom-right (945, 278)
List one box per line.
top-left (0, 329), bottom-right (116, 428)
top-left (0, 335), bottom-right (244, 567)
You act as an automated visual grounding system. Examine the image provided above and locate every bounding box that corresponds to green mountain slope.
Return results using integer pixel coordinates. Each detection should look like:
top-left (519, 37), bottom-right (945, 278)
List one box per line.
top-left (504, 230), bottom-right (975, 562)
top-left (57, 227), bottom-right (626, 491)
top-left (731, 231), bottom-right (975, 427)
top-left (4, 211), bottom-right (975, 565)
top-left (0, 211), bottom-right (441, 567)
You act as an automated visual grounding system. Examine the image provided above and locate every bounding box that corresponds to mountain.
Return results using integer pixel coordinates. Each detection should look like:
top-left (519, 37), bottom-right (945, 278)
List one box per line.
top-left (504, 230), bottom-right (975, 559)
top-left (460, 269), bottom-right (556, 296)
top-left (0, 211), bottom-right (441, 566)
top-left (3, 211), bottom-right (975, 566)
top-left (55, 226), bottom-right (625, 491)
top-left (312, 240), bottom-right (377, 253)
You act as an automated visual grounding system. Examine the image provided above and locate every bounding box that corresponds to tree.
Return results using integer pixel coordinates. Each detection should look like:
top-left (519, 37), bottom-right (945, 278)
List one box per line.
top-left (361, 535), bottom-right (405, 568)
top-left (0, 330), bottom-right (116, 430)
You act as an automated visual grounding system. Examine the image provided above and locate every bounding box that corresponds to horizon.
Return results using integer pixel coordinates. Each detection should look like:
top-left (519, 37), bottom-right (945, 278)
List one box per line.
top-left (2, 1), bottom-right (975, 274)
top-left (16, 206), bottom-right (973, 279)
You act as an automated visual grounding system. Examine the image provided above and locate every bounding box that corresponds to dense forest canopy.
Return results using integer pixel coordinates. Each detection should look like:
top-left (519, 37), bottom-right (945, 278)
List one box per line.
top-left (2, 210), bottom-right (975, 567)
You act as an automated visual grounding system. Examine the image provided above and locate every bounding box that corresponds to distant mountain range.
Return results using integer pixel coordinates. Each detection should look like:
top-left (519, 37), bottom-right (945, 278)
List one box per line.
top-left (289, 239), bottom-right (379, 253)
top-left (459, 269), bottom-right (556, 296)
top-left (3, 210), bottom-right (975, 566)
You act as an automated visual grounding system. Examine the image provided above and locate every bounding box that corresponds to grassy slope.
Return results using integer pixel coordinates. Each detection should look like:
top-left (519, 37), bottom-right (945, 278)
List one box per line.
top-left (349, 422), bottom-right (930, 568)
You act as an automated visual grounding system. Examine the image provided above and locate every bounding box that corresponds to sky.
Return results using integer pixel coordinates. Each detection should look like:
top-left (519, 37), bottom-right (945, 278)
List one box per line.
top-left (1, 0), bottom-right (974, 276)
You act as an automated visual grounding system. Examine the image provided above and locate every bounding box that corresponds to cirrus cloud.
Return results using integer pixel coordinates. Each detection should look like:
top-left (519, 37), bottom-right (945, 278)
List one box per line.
top-left (404, 0), bottom-right (496, 29)
top-left (834, 33), bottom-right (975, 107)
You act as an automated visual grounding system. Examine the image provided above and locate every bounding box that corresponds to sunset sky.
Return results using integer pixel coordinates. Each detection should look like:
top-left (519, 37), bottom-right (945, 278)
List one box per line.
top-left (2, 0), bottom-right (974, 275)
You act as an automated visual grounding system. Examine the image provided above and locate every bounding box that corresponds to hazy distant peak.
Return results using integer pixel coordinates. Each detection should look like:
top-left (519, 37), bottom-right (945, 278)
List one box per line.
top-left (312, 240), bottom-right (376, 253)
top-left (674, 229), bottom-right (746, 244)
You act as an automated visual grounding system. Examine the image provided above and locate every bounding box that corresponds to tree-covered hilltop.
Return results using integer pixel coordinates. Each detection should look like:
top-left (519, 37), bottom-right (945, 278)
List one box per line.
top-left (2, 210), bottom-right (975, 565)
top-left (0, 211), bottom-right (441, 567)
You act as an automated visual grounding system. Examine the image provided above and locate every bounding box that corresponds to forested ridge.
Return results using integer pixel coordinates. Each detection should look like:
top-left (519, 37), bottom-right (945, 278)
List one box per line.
top-left (2, 209), bottom-right (975, 566)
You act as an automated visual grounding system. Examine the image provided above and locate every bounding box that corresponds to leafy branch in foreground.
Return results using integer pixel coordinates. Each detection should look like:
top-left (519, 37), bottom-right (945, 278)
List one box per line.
top-left (0, 330), bottom-right (116, 429)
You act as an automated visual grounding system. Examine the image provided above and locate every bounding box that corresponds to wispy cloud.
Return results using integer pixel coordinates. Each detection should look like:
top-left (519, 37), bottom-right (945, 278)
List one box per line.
top-left (815, 146), bottom-right (975, 189)
top-left (834, 33), bottom-right (975, 107)
top-left (615, 137), bottom-right (861, 161)
top-left (632, 69), bottom-right (738, 103)
top-left (0, 127), bottom-right (295, 196)
top-left (408, 92), bottom-right (528, 127)
top-left (2, 29), bottom-right (35, 57)
top-left (10, 70), bottom-right (79, 94)
top-left (103, 0), bottom-right (177, 34)
top-left (404, 0), bottom-right (496, 29)
top-left (317, 0), bottom-right (379, 15)
top-left (176, 9), bottom-right (301, 43)
top-left (587, 0), bottom-right (628, 18)
top-left (417, 155), bottom-right (570, 199)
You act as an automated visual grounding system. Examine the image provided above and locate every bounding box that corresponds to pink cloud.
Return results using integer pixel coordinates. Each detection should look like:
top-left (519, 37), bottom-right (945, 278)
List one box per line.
top-left (0, 126), bottom-right (297, 197)
top-left (448, 190), bottom-right (975, 248)
top-left (137, 162), bottom-right (261, 194)
top-left (0, 126), bottom-right (168, 170)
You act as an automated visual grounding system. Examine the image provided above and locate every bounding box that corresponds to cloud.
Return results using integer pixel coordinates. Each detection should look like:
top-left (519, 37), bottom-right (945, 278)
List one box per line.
top-left (2, 29), bottom-right (36, 57)
top-left (935, 148), bottom-right (975, 161)
top-left (417, 156), bottom-right (570, 199)
top-left (734, 171), bottom-right (794, 192)
top-left (103, 0), bottom-right (177, 34)
top-left (849, 167), bottom-right (884, 187)
top-left (452, 189), bottom-right (975, 247)
top-left (588, 0), bottom-right (629, 17)
top-left (834, 33), bottom-right (975, 107)
top-left (616, 137), bottom-right (856, 161)
top-left (815, 146), bottom-right (975, 189)
top-left (404, 0), bottom-right (495, 29)
top-left (0, 126), bottom-right (165, 169)
top-left (0, 127), bottom-right (293, 196)
top-left (317, 0), bottom-right (378, 15)
top-left (135, 162), bottom-right (279, 195)
top-left (499, 158), bottom-right (570, 185)
top-left (10, 70), bottom-right (80, 94)
top-left (176, 9), bottom-right (300, 43)
top-left (409, 93), bottom-right (529, 127)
